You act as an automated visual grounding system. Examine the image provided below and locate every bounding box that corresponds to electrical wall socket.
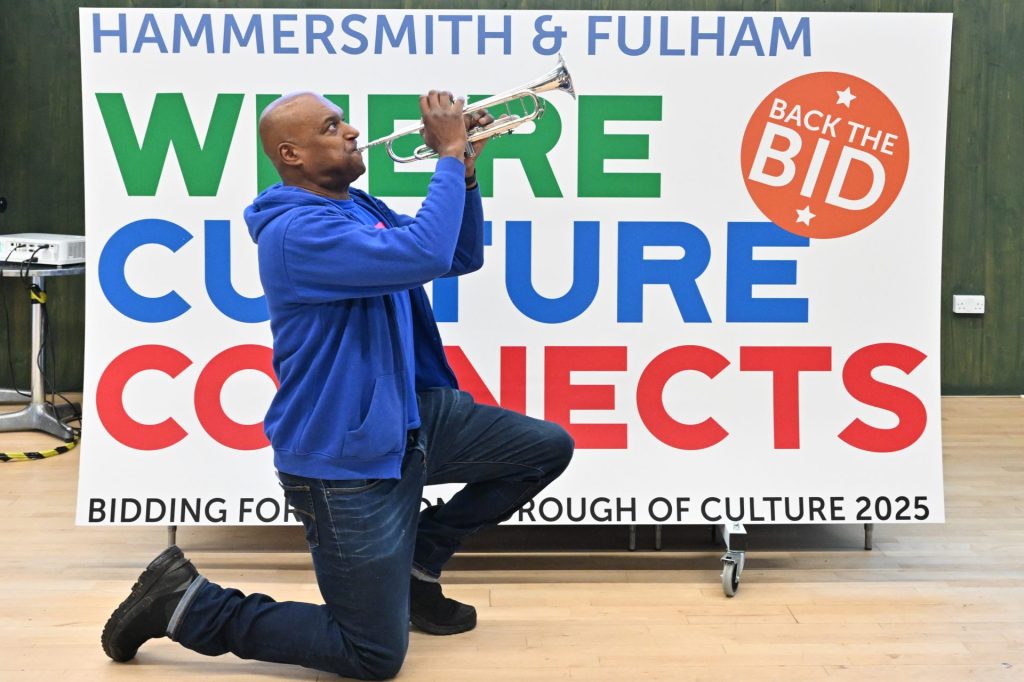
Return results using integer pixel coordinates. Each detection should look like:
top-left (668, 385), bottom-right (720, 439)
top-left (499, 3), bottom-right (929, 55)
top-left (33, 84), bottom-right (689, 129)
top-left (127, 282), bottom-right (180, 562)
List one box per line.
top-left (953, 294), bottom-right (985, 315)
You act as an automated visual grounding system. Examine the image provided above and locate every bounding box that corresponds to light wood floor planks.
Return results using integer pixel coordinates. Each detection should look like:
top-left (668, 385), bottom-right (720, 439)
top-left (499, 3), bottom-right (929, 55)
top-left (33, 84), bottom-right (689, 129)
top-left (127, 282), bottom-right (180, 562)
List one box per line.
top-left (1, 396), bottom-right (1023, 680)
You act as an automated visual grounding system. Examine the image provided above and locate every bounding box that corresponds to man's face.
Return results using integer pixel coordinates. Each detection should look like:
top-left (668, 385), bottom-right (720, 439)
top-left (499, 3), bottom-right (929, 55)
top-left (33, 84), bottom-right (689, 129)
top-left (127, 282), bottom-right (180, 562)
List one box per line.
top-left (288, 95), bottom-right (365, 187)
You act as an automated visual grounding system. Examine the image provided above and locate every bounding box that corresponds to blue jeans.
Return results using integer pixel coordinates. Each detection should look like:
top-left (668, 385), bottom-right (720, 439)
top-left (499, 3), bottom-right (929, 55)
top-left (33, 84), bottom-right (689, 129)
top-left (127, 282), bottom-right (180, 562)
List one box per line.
top-left (170, 388), bottom-right (574, 679)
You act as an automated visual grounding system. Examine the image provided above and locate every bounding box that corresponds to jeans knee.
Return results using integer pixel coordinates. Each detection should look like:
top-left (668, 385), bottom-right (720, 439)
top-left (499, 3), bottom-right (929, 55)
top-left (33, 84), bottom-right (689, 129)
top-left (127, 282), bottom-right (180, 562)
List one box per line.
top-left (544, 423), bottom-right (575, 474)
top-left (353, 638), bottom-right (407, 680)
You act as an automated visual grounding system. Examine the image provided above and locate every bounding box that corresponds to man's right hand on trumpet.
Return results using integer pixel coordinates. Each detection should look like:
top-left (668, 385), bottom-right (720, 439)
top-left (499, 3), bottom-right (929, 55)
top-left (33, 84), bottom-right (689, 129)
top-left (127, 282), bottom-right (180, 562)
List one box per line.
top-left (419, 90), bottom-right (496, 183)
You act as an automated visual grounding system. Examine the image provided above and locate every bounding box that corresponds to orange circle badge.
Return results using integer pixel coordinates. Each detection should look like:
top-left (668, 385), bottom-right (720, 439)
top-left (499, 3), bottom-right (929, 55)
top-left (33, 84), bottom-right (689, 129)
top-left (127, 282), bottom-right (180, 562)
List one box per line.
top-left (740, 72), bottom-right (909, 239)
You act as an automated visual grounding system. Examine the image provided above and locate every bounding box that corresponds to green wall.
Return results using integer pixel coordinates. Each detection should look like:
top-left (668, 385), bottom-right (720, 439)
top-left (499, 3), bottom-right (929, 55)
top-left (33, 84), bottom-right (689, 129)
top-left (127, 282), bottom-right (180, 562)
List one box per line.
top-left (0, 0), bottom-right (1020, 395)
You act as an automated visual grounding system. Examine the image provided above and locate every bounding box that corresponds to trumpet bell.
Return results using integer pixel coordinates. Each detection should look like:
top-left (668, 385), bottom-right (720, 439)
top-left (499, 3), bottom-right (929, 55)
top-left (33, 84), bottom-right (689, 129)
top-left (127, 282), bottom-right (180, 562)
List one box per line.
top-left (529, 54), bottom-right (576, 101)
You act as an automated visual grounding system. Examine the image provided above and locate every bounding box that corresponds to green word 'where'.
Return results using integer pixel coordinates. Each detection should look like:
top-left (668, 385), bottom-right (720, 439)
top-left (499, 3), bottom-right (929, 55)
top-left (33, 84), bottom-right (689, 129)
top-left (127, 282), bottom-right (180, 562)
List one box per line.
top-left (96, 93), bottom-right (662, 198)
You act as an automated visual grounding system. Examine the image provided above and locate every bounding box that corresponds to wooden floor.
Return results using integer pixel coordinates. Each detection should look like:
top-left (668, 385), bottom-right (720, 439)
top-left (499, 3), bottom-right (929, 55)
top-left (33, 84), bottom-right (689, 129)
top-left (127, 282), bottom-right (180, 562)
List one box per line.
top-left (1, 397), bottom-right (1023, 681)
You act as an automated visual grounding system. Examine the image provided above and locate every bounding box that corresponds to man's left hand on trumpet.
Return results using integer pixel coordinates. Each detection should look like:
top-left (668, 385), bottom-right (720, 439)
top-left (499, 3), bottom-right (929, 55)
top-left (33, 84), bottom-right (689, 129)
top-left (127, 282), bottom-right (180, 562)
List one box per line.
top-left (462, 104), bottom-right (495, 181)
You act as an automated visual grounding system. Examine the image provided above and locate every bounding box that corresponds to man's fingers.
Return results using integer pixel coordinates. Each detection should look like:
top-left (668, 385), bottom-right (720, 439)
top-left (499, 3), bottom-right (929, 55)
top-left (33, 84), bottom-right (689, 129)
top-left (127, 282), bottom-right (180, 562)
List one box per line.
top-left (464, 109), bottom-right (493, 130)
top-left (423, 90), bottom-right (468, 116)
top-left (422, 90), bottom-right (436, 115)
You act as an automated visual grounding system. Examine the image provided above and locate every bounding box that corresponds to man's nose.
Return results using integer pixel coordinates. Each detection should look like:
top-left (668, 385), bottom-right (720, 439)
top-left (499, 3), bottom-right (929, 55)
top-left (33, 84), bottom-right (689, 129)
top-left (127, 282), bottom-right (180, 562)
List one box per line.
top-left (343, 123), bottom-right (361, 139)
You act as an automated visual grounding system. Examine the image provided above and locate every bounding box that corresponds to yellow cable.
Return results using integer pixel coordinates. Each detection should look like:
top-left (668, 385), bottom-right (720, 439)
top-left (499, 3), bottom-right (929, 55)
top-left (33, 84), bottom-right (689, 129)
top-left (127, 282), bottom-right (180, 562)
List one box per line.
top-left (0, 437), bottom-right (79, 462)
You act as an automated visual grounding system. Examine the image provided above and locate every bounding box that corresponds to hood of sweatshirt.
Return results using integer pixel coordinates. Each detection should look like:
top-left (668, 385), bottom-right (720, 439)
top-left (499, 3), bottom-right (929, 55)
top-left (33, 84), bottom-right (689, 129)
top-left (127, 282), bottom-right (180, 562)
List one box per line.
top-left (244, 183), bottom-right (369, 243)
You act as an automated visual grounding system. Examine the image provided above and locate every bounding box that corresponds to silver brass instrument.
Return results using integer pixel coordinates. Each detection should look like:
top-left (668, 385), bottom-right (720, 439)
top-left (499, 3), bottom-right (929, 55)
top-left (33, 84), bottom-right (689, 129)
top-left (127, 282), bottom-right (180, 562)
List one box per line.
top-left (357, 54), bottom-right (576, 163)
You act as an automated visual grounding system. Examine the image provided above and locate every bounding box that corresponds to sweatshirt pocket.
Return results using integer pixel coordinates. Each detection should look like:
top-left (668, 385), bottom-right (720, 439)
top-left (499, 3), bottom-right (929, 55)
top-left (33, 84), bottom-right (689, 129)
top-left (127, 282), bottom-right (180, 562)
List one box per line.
top-left (344, 373), bottom-right (406, 457)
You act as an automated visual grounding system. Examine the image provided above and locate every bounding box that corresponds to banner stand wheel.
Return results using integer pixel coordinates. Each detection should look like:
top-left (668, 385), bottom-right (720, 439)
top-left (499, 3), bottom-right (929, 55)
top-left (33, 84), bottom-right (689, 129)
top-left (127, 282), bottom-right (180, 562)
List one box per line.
top-left (719, 522), bottom-right (747, 598)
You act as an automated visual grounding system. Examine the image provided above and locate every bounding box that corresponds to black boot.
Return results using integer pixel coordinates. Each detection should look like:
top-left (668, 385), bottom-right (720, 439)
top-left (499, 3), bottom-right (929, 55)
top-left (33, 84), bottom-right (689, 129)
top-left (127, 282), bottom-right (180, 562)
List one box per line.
top-left (409, 576), bottom-right (477, 635)
top-left (101, 545), bottom-right (199, 662)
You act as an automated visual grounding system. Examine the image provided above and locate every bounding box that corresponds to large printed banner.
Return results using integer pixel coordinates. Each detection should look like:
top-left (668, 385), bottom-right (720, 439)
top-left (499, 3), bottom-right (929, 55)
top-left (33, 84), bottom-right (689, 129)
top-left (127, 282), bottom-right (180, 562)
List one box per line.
top-left (77, 9), bottom-right (951, 525)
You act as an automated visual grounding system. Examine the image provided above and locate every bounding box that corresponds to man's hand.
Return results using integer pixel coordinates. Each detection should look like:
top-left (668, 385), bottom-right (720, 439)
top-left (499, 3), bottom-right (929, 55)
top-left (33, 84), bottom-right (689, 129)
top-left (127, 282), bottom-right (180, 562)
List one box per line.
top-left (419, 91), bottom-right (469, 161)
top-left (463, 109), bottom-right (496, 179)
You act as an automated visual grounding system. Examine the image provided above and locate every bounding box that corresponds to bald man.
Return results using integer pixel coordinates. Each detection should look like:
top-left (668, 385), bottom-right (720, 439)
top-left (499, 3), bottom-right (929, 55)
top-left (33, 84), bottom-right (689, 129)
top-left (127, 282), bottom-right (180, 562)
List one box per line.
top-left (101, 91), bottom-right (575, 679)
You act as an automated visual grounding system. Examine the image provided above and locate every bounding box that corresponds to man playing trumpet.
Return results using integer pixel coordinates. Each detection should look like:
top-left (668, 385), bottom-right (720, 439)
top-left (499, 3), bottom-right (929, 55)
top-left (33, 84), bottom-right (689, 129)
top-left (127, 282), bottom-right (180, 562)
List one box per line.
top-left (101, 89), bottom-right (575, 679)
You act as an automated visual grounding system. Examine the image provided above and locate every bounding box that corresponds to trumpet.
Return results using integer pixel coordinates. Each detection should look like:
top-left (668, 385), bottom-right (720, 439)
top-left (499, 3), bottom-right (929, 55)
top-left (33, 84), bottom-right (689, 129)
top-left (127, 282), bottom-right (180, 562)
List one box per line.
top-left (357, 54), bottom-right (576, 163)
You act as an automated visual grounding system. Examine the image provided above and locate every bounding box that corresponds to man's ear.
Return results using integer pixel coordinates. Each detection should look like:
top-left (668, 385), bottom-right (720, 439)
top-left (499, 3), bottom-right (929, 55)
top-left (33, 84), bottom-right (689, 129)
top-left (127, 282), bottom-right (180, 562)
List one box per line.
top-left (278, 142), bottom-right (301, 168)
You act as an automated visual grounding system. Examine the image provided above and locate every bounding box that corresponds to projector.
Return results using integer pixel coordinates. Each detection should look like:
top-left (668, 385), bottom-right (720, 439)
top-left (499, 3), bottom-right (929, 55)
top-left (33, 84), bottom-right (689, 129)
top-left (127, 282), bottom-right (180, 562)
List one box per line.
top-left (0, 233), bottom-right (86, 266)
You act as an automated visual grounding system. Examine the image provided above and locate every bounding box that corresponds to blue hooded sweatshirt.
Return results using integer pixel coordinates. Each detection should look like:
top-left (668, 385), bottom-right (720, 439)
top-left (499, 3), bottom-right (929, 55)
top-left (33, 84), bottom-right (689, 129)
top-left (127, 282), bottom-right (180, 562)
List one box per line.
top-left (244, 157), bottom-right (484, 480)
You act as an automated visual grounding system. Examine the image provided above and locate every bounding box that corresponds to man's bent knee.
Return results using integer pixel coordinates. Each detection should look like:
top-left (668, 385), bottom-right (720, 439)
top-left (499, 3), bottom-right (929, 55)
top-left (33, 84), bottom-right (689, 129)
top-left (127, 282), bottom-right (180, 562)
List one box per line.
top-left (359, 655), bottom-right (405, 681)
top-left (325, 636), bottom-right (406, 680)
top-left (543, 423), bottom-right (575, 476)
top-left (349, 649), bottom-right (406, 681)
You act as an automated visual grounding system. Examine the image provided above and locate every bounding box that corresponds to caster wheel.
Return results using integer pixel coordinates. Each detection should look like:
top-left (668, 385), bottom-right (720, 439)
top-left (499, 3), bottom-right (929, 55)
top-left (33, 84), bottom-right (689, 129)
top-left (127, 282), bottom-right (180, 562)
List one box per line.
top-left (721, 560), bottom-right (740, 597)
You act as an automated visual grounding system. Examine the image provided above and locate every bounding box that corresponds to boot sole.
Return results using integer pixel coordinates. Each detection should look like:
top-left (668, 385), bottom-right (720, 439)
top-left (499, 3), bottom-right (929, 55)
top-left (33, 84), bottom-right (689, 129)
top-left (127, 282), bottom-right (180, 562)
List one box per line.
top-left (410, 611), bottom-right (477, 636)
top-left (101, 545), bottom-right (191, 662)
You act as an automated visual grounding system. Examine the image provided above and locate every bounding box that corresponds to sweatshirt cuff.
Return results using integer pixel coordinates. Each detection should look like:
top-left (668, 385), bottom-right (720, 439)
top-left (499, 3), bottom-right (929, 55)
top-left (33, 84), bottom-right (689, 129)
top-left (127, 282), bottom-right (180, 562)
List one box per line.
top-left (436, 156), bottom-right (466, 176)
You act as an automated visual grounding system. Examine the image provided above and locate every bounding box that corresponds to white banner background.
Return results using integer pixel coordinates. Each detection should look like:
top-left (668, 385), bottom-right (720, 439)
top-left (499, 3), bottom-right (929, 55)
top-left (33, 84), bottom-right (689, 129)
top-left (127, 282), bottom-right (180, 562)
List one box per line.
top-left (77, 9), bottom-right (951, 524)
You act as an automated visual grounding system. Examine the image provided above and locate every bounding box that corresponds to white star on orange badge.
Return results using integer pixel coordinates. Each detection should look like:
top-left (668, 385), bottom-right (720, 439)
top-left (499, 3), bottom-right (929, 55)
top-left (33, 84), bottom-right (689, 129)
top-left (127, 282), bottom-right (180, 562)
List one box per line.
top-left (795, 206), bottom-right (816, 225)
